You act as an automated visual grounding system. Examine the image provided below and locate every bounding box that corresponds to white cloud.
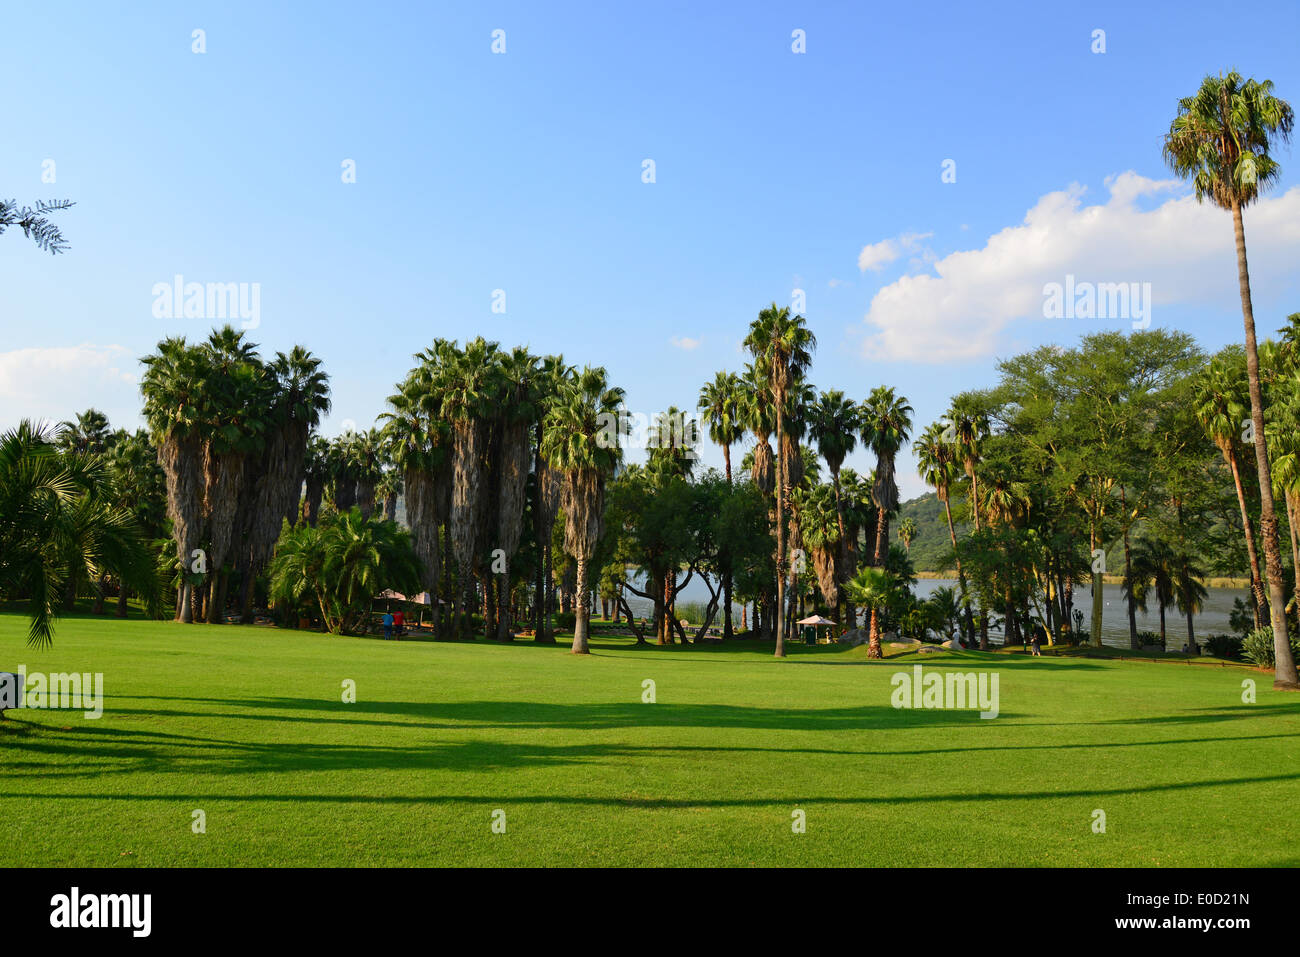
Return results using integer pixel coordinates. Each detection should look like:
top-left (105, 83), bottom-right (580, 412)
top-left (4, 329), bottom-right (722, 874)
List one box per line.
top-left (859, 173), bottom-right (1300, 362)
top-left (857, 238), bottom-right (900, 272)
top-left (857, 231), bottom-right (934, 273)
top-left (0, 343), bottom-right (142, 429)
top-left (670, 335), bottom-right (701, 351)
top-left (828, 278), bottom-right (850, 288)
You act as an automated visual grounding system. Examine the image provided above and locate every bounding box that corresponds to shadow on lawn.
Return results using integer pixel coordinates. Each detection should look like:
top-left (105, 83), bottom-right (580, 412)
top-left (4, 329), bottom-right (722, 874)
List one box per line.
top-left (1, 766), bottom-right (1298, 808)
top-left (98, 695), bottom-right (1022, 732)
top-left (3, 699), bottom-right (1297, 784)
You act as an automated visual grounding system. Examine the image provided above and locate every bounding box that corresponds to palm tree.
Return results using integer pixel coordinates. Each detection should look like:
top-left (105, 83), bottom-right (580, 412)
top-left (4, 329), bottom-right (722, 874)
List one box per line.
top-left (493, 347), bottom-right (541, 640)
top-left (860, 386), bottom-right (912, 658)
top-left (140, 336), bottom-right (210, 622)
top-left (898, 517), bottom-right (917, 552)
top-left (532, 354), bottom-right (572, 642)
top-left (845, 565), bottom-right (894, 659)
top-left (0, 421), bottom-right (158, 646)
top-left (1193, 353), bottom-right (1267, 627)
top-left (744, 304), bottom-right (816, 658)
top-left (56, 409), bottom-right (111, 455)
top-left (443, 338), bottom-right (501, 637)
top-left (808, 389), bottom-right (859, 625)
top-left (1173, 550), bottom-right (1209, 652)
top-left (382, 352), bottom-right (454, 631)
top-left (197, 326), bottom-right (270, 623)
top-left (301, 436), bottom-right (330, 527)
top-left (540, 366), bottom-right (625, 654)
top-left (796, 483), bottom-right (842, 615)
top-left (916, 421), bottom-right (975, 643)
top-left (1129, 537), bottom-right (1177, 646)
top-left (949, 396), bottom-right (989, 648)
top-left (269, 508), bottom-right (421, 635)
top-left (699, 370), bottom-right (743, 638)
top-left (236, 345), bottom-right (330, 621)
top-left (1164, 70), bottom-right (1296, 689)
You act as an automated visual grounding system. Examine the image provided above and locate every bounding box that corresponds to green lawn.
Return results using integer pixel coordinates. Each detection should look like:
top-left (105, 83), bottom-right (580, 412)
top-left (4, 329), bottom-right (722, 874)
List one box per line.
top-left (1, 611), bottom-right (1297, 867)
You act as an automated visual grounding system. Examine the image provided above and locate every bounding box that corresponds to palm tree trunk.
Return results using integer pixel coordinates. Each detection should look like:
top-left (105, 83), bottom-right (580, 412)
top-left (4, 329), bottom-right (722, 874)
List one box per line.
top-left (774, 402), bottom-right (787, 658)
top-left (1123, 488), bottom-right (1139, 650)
top-left (1286, 491), bottom-right (1300, 613)
top-left (722, 443), bottom-right (734, 640)
top-left (572, 557), bottom-right (591, 654)
top-left (1232, 199), bottom-right (1297, 687)
top-left (942, 496), bottom-right (975, 643)
top-left (1225, 448), bottom-right (1267, 628)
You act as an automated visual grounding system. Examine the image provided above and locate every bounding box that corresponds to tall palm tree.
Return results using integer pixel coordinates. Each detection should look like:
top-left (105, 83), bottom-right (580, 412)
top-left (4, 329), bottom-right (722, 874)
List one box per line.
top-left (743, 303), bottom-right (816, 658)
top-left (532, 354), bottom-right (572, 642)
top-left (949, 396), bottom-right (990, 648)
top-left (140, 336), bottom-right (210, 622)
top-left (916, 421), bottom-right (975, 643)
top-left (1193, 353), bottom-right (1267, 627)
top-left (540, 366), bottom-right (625, 654)
top-left (493, 346), bottom-right (541, 640)
top-left (808, 390), bottom-right (859, 623)
top-left (859, 387), bottom-right (912, 658)
top-left (198, 326), bottom-right (269, 623)
top-left (699, 370), bottom-right (743, 638)
top-left (301, 436), bottom-right (330, 527)
top-left (1164, 70), bottom-right (1296, 689)
top-left (443, 337), bottom-right (501, 637)
top-left (236, 345), bottom-right (330, 621)
top-left (795, 483), bottom-right (842, 615)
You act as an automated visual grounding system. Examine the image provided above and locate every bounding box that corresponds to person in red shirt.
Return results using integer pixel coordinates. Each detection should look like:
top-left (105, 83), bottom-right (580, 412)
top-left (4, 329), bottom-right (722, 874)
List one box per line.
top-left (393, 610), bottom-right (405, 637)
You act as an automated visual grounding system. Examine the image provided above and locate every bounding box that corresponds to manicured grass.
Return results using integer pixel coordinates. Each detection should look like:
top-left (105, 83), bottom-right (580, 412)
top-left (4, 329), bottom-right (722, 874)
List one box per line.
top-left (1, 611), bottom-right (1296, 867)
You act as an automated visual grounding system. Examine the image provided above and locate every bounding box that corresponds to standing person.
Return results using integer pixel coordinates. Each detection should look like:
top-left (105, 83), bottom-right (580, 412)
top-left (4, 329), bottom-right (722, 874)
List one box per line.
top-left (1030, 624), bottom-right (1042, 657)
top-left (382, 609), bottom-right (394, 640)
top-left (393, 609), bottom-right (405, 637)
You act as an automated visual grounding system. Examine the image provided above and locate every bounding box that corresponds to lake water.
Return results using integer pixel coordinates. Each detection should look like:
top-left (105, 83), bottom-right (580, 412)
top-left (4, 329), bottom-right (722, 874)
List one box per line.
top-left (621, 574), bottom-right (1245, 649)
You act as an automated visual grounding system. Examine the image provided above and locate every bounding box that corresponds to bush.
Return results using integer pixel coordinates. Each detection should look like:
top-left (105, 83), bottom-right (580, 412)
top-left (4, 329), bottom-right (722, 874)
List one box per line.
top-left (1135, 630), bottom-right (1162, 647)
top-left (1201, 634), bottom-right (1243, 660)
top-left (1241, 626), bottom-right (1300, 668)
top-left (555, 611), bottom-right (576, 631)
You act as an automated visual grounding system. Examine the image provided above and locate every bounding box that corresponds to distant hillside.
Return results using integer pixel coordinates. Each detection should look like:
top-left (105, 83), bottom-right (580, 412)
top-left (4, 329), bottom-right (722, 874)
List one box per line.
top-left (897, 493), bottom-right (965, 572)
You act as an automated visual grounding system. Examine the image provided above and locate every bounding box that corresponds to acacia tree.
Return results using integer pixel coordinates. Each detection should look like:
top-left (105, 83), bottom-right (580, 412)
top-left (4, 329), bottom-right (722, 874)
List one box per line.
top-left (1164, 70), bottom-right (1297, 689)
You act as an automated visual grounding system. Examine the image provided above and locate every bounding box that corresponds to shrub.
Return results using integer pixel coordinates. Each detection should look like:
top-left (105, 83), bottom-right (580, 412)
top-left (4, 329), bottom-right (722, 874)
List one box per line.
top-left (1241, 626), bottom-right (1300, 668)
top-left (1136, 630), bottom-right (1161, 647)
top-left (1201, 634), bottom-right (1243, 660)
top-left (555, 611), bottom-right (576, 631)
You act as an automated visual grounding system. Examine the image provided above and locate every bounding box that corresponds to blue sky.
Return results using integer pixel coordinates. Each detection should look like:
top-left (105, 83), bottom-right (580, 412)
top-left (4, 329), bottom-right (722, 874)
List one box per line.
top-left (3, 1), bottom-right (1299, 499)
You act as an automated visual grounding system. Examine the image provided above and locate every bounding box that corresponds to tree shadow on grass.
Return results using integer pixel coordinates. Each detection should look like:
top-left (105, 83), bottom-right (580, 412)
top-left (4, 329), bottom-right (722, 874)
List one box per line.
top-left (2, 767), bottom-right (1298, 808)
top-left (98, 696), bottom-right (1018, 732)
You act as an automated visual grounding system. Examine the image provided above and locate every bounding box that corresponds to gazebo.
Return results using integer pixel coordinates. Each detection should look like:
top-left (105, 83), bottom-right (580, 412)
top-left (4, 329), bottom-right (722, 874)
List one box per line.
top-left (796, 615), bottom-right (837, 644)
